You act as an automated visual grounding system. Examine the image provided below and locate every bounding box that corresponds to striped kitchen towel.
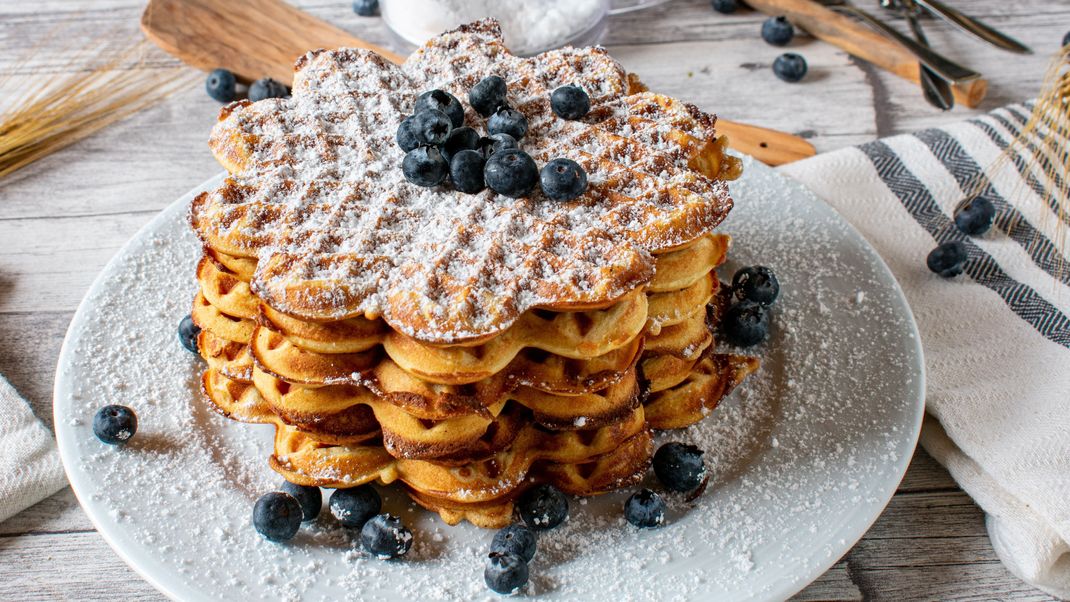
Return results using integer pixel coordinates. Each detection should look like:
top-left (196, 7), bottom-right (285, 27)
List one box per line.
top-left (779, 103), bottom-right (1070, 599)
top-left (0, 375), bottom-right (65, 523)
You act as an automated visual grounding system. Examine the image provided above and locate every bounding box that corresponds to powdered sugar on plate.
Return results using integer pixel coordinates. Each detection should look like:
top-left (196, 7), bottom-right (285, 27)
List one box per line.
top-left (54, 156), bottom-right (923, 601)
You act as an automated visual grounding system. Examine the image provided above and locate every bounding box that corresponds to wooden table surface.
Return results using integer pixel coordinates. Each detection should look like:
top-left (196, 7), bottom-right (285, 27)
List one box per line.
top-left (0, 0), bottom-right (1064, 600)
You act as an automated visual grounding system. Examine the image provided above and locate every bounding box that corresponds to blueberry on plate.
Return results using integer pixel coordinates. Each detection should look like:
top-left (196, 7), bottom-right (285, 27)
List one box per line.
top-left (731, 266), bottom-right (780, 306)
top-left (205, 68), bottom-right (236, 103)
top-left (253, 492), bottom-right (303, 542)
top-left (450, 150), bottom-right (487, 194)
top-left (484, 149), bottom-right (538, 198)
top-left (927, 241), bottom-right (968, 278)
top-left (396, 115), bottom-right (421, 152)
top-left (517, 484), bottom-right (568, 530)
top-left (469, 75), bottom-right (508, 117)
top-left (721, 300), bottom-right (770, 347)
top-left (711, 0), bottom-right (738, 13)
top-left (477, 132), bottom-right (518, 159)
top-left (773, 53), bottom-right (808, 83)
top-left (361, 514), bottom-right (413, 559)
top-left (329, 485), bottom-right (381, 529)
top-left (624, 489), bottom-right (666, 529)
top-left (416, 89), bottom-right (465, 129)
top-left (653, 442), bottom-right (707, 492)
top-left (441, 126), bottom-right (480, 163)
top-left (954, 197), bottom-right (996, 236)
top-left (280, 481), bottom-right (322, 522)
top-left (352, 0), bottom-right (379, 16)
top-left (402, 146), bottom-right (449, 187)
top-left (485, 552), bottom-right (529, 595)
top-left (178, 314), bottom-right (200, 353)
top-left (540, 158), bottom-right (588, 201)
top-left (248, 77), bottom-right (288, 102)
top-left (762, 16), bottom-right (795, 47)
top-left (413, 109), bottom-right (452, 146)
top-left (487, 106), bottom-right (528, 140)
top-left (491, 523), bottom-right (537, 562)
top-left (550, 85), bottom-right (590, 120)
top-left (93, 405), bottom-right (137, 445)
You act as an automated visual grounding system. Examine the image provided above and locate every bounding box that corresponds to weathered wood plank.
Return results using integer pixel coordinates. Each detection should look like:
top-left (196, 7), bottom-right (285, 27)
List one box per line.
top-left (790, 560), bottom-right (863, 602)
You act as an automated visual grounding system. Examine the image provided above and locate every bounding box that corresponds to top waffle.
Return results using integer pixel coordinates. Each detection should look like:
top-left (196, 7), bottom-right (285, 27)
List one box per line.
top-left (193, 20), bottom-right (735, 345)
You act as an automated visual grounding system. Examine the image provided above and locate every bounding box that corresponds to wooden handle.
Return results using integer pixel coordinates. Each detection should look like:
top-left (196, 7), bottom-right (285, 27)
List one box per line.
top-left (745, 0), bottom-right (987, 107)
top-left (717, 119), bottom-right (815, 165)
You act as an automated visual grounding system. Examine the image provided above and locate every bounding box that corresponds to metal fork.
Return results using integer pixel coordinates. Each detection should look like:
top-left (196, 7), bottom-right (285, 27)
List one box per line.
top-left (898, 0), bottom-right (954, 109)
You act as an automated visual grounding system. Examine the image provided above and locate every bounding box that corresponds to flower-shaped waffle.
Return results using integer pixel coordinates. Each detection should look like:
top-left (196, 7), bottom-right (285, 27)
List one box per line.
top-left (192, 19), bottom-right (736, 344)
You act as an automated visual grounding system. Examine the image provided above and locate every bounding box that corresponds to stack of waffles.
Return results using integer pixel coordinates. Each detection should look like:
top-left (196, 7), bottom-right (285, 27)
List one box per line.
top-left (189, 21), bottom-right (758, 528)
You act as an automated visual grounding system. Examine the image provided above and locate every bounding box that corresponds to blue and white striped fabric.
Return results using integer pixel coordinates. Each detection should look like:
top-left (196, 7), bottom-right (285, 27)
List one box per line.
top-left (780, 104), bottom-right (1070, 598)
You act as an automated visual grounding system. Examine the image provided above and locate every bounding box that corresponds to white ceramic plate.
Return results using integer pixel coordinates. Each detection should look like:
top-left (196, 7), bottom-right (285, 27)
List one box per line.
top-left (54, 157), bottom-right (924, 602)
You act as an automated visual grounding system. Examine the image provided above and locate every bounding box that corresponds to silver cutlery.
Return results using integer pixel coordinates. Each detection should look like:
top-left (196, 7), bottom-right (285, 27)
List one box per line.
top-left (900, 0), bottom-right (954, 110)
top-left (912, 0), bottom-right (1031, 54)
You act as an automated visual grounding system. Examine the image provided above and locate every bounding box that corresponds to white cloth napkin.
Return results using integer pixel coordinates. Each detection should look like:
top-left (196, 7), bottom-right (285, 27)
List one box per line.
top-left (0, 375), bottom-right (66, 523)
top-left (778, 103), bottom-right (1070, 599)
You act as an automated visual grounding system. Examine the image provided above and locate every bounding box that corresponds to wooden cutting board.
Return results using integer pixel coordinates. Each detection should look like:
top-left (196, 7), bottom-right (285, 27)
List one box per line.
top-left (141, 0), bottom-right (817, 165)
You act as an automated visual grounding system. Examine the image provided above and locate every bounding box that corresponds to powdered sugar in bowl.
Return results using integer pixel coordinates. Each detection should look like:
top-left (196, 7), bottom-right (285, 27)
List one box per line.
top-left (381, 0), bottom-right (670, 56)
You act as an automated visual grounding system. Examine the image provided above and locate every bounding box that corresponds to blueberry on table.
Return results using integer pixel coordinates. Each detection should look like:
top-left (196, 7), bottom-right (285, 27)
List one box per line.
top-left (954, 197), bottom-right (996, 236)
top-left (413, 109), bottom-right (452, 146)
top-left (517, 484), bottom-right (569, 530)
top-left (773, 53), bottom-right (808, 83)
top-left (927, 241), bottom-right (968, 278)
top-left (353, 0), bottom-right (379, 16)
top-left (550, 84), bottom-right (590, 120)
top-left (205, 68), bottom-right (236, 103)
top-left (280, 481), bottom-right (322, 522)
top-left (450, 150), bottom-right (487, 194)
top-left (361, 514), bottom-right (413, 559)
top-left (93, 405), bottom-right (137, 445)
top-left (403, 146), bottom-right (449, 187)
top-left (253, 492), bottom-right (303, 542)
top-left (484, 149), bottom-right (538, 198)
top-left (396, 116), bottom-right (421, 152)
top-left (653, 442), bottom-right (707, 493)
top-left (477, 132), bottom-right (518, 159)
top-left (731, 266), bottom-right (780, 306)
top-left (711, 0), bottom-right (738, 14)
top-left (491, 523), bottom-right (537, 562)
top-left (248, 77), bottom-right (288, 102)
top-left (485, 552), bottom-right (529, 595)
top-left (469, 75), bottom-right (508, 117)
top-left (540, 158), bottom-right (588, 201)
top-left (1063, 30), bottom-right (1070, 47)
top-left (487, 106), bottom-right (528, 140)
top-left (416, 89), bottom-right (465, 129)
top-left (721, 300), bottom-right (770, 347)
top-left (762, 16), bottom-right (795, 47)
top-left (441, 126), bottom-right (480, 163)
top-left (178, 315), bottom-right (200, 354)
top-left (329, 485), bottom-right (382, 529)
top-left (624, 489), bottom-right (666, 529)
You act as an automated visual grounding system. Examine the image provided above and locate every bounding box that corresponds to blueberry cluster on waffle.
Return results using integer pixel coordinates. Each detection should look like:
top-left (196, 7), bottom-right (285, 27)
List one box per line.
top-left (190, 20), bottom-right (758, 528)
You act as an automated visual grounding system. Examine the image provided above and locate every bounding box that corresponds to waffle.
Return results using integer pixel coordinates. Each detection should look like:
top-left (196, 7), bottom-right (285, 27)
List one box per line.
top-left (188, 20), bottom-right (758, 528)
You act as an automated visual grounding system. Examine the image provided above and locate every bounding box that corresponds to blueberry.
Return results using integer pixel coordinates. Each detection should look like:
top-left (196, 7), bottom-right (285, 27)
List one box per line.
top-left (413, 109), bottom-right (452, 146)
top-left (450, 150), bottom-right (486, 194)
top-left (550, 85), bottom-right (590, 120)
top-left (721, 300), bottom-right (770, 347)
top-left (248, 78), bottom-right (288, 101)
top-left (653, 442), bottom-right (707, 492)
top-left (329, 485), bottom-right (381, 529)
top-left (484, 149), bottom-right (538, 198)
top-left (490, 524), bottom-right (537, 562)
top-left (487, 106), bottom-right (528, 140)
top-left (402, 146), bottom-right (448, 187)
top-left (484, 552), bottom-right (529, 595)
top-left (773, 53), bottom-right (808, 83)
top-left (178, 314), bottom-right (200, 353)
top-left (624, 489), bottom-right (666, 529)
top-left (540, 158), bottom-right (588, 201)
top-left (517, 484), bottom-right (568, 530)
top-left (280, 481), bottom-right (321, 522)
top-left (711, 0), bottom-right (738, 13)
top-left (352, 0), bottom-right (379, 16)
top-left (477, 133), bottom-right (518, 159)
top-left (1064, 30), bottom-right (1070, 47)
top-left (762, 16), bottom-right (795, 46)
top-left (396, 115), bottom-right (421, 152)
top-left (253, 492), bottom-right (303, 542)
top-left (954, 197), bottom-right (996, 236)
top-left (416, 89), bottom-right (465, 129)
top-left (93, 405), bottom-right (138, 445)
top-left (205, 68), bottom-right (236, 103)
top-left (441, 126), bottom-right (480, 163)
top-left (361, 514), bottom-right (413, 559)
top-left (731, 266), bottom-right (780, 306)
top-left (927, 241), bottom-right (968, 278)
top-left (469, 75), bottom-right (508, 117)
